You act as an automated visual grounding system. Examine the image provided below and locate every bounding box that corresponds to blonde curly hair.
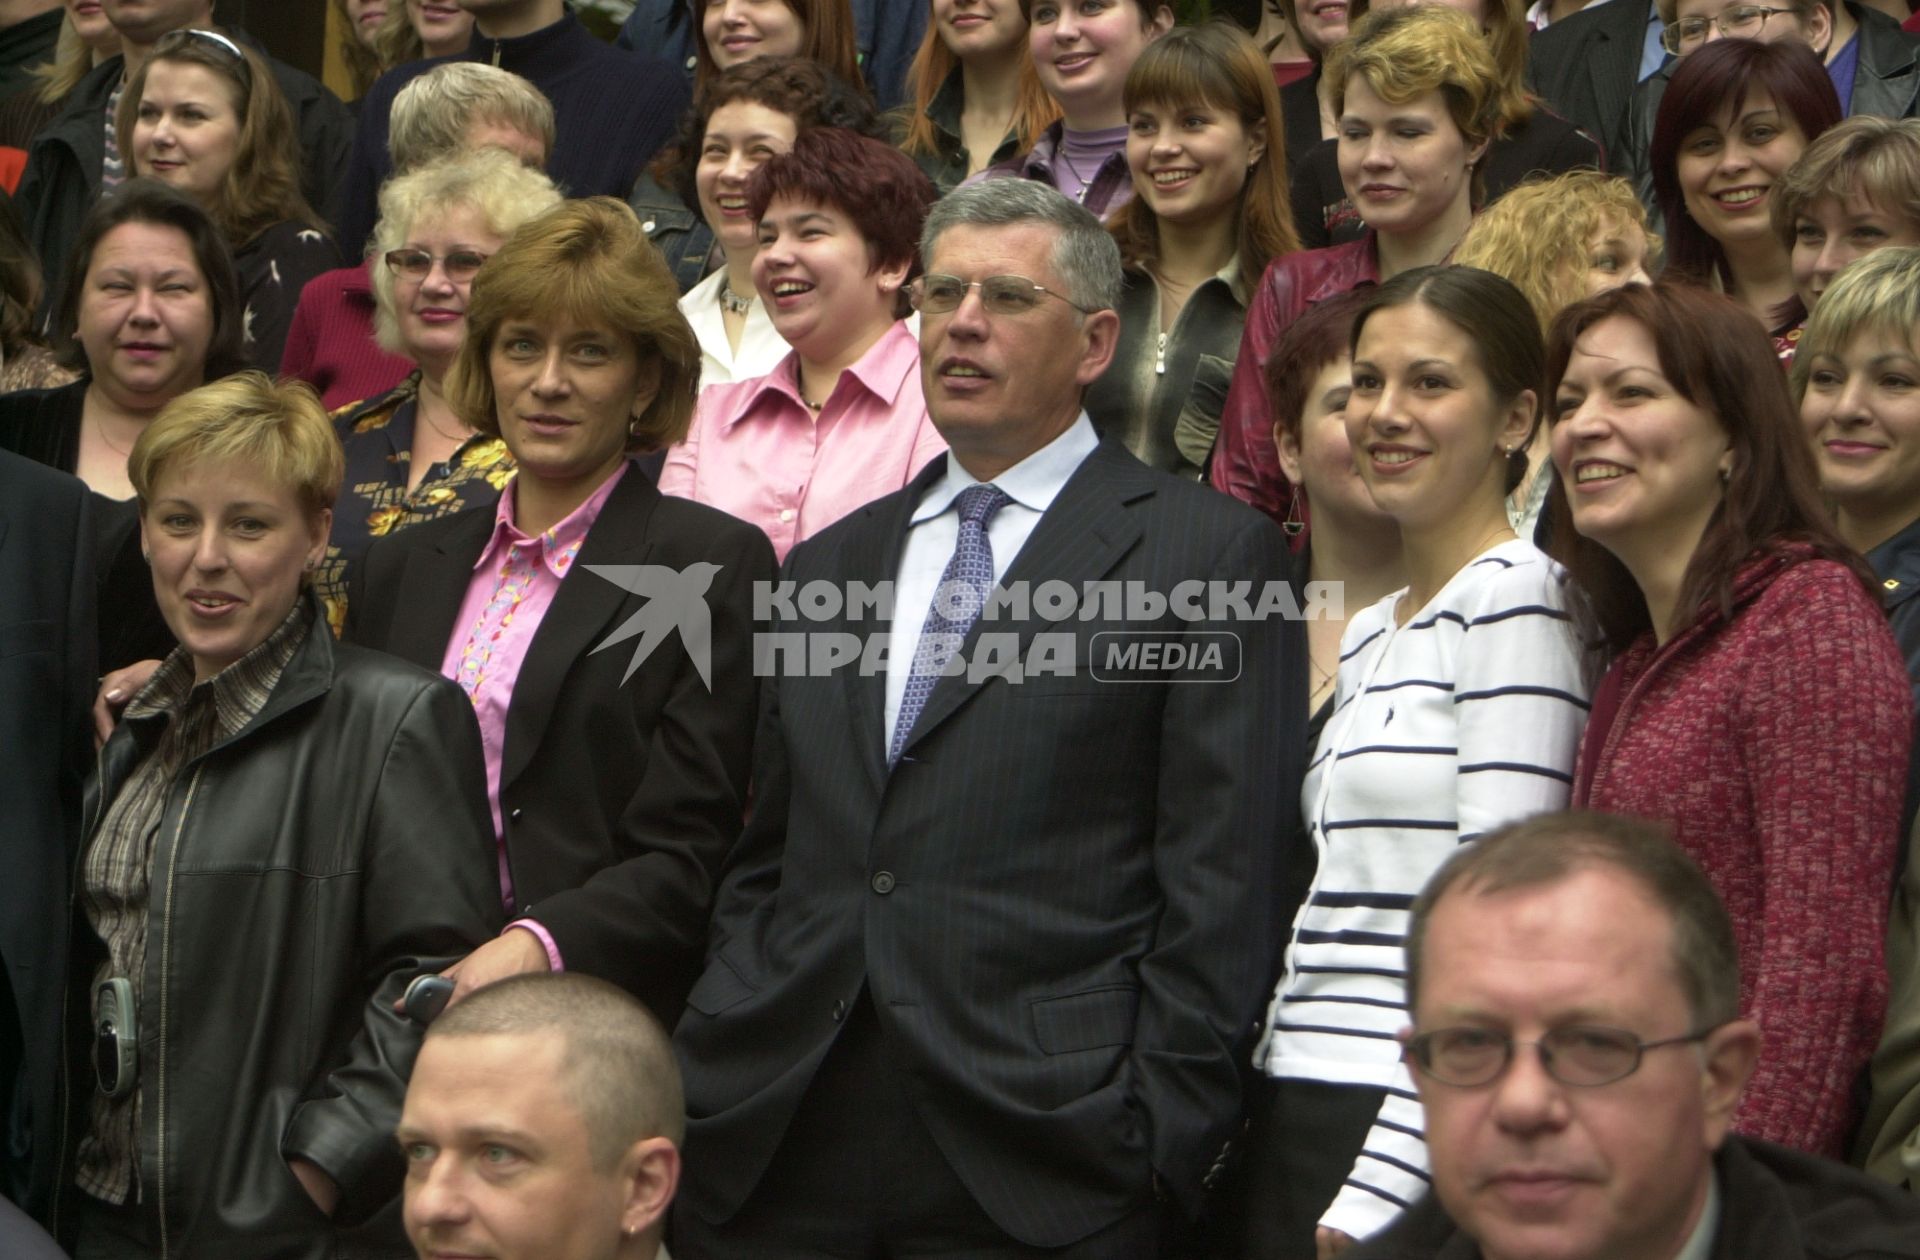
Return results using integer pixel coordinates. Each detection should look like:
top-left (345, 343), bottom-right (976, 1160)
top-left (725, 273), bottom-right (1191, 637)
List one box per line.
top-left (1453, 171), bottom-right (1659, 332)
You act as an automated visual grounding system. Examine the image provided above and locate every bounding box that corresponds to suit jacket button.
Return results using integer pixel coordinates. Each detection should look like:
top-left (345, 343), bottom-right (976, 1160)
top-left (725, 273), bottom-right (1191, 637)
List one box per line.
top-left (509, 808), bottom-right (523, 822)
top-left (832, 999), bottom-right (847, 1021)
top-left (871, 870), bottom-right (896, 895)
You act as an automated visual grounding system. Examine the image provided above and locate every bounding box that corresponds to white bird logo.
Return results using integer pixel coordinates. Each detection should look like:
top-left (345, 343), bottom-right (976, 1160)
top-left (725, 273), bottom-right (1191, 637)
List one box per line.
top-left (586, 563), bottom-right (723, 689)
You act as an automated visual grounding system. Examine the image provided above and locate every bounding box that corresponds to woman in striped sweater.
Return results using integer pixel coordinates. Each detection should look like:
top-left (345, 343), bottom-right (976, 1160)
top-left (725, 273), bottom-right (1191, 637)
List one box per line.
top-left (1252, 265), bottom-right (1590, 1257)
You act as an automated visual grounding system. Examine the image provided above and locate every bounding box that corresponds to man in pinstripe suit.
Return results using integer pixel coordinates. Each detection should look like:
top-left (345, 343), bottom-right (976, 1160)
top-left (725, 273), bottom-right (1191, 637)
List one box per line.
top-left (670, 181), bottom-right (1304, 1257)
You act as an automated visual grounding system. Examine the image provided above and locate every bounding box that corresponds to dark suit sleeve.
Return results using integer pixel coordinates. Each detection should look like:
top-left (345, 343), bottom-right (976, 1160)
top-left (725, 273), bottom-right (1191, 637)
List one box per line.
top-left (1128, 510), bottom-right (1298, 1216)
top-left (528, 525), bottom-right (776, 1004)
top-left (297, 86), bottom-right (355, 231)
top-left (280, 678), bottom-right (502, 1220)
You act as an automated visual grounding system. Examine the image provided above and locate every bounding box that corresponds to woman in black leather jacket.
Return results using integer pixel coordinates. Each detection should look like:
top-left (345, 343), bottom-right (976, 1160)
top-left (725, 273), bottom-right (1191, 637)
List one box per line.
top-left (50, 373), bottom-right (501, 1258)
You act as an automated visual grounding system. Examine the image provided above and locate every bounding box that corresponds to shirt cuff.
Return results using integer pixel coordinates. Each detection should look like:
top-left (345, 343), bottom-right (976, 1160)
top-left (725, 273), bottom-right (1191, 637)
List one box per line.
top-left (506, 919), bottom-right (564, 973)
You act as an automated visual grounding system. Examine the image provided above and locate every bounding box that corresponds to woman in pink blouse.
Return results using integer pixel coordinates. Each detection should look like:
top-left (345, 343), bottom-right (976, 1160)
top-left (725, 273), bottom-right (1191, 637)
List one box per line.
top-left (660, 128), bottom-right (947, 559)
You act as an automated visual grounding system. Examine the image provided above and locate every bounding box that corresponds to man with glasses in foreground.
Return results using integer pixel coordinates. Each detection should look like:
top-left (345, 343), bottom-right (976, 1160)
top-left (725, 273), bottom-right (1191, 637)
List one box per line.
top-left (1346, 811), bottom-right (1920, 1260)
top-left (669, 177), bottom-right (1301, 1257)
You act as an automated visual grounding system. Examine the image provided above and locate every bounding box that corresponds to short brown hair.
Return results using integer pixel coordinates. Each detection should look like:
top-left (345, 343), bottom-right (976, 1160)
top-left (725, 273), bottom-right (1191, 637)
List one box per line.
top-left (428, 974), bottom-right (684, 1167)
top-left (1771, 114), bottom-right (1920, 250)
top-left (446, 198), bottom-right (701, 454)
top-left (745, 127), bottom-right (938, 280)
top-left (128, 371), bottom-right (343, 520)
top-left (1405, 811), bottom-right (1741, 1029)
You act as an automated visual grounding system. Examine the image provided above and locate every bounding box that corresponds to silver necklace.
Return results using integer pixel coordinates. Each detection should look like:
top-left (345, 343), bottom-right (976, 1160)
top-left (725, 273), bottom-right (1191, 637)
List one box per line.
top-left (719, 278), bottom-right (752, 315)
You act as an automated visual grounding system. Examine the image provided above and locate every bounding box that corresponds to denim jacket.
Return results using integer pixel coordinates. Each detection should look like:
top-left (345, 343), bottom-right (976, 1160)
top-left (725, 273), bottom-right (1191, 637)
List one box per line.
top-left (628, 169), bottom-right (716, 296)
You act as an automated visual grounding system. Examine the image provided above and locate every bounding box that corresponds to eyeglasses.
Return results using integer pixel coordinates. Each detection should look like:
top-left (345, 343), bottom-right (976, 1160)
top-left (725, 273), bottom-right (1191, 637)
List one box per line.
top-left (1405, 1024), bottom-right (1720, 1088)
top-left (910, 273), bottom-right (1095, 317)
top-left (384, 249), bottom-right (490, 283)
top-left (1660, 5), bottom-right (1796, 54)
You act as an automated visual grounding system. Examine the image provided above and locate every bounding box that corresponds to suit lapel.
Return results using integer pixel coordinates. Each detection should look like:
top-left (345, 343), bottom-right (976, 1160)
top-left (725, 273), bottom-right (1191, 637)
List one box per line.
top-left (843, 456), bottom-right (946, 793)
top-left (499, 469), bottom-right (657, 792)
top-left (387, 512), bottom-right (490, 670)
top-left (895, 442), bottom-right (1151, 761)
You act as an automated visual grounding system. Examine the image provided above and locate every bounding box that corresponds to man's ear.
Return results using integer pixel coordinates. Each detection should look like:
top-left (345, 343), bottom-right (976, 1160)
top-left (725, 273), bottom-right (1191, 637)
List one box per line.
top-left (1073, 308), bottom-right (1122, 388)
top-left (1699, 1018), bottom-right (1760, 1149)
top-left (617, 1137), bottom-right (680, 1240)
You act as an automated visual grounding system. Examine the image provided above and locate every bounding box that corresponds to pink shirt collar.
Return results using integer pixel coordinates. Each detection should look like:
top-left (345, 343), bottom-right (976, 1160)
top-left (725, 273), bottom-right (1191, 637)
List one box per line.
top-left (474, 460), bottom-right (631, 580)
top-left (720, 320), bottom-right (921, 432)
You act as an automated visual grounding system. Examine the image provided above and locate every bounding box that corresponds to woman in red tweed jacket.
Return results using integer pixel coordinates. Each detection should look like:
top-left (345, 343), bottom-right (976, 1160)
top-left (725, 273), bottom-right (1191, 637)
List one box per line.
top-left (1545, 279), bottom-right (1912, 1159)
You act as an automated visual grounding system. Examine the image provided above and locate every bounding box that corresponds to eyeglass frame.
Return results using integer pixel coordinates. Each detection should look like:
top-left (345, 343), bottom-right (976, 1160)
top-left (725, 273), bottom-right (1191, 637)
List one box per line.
top-left (383, 248), bottom-right (492, 283)
top-left (909, 273), bottom-right (1098, 317)
top-left (1659, 5), bottom-right (1797, 55)
top-left (1403, 1022), bottom-right (1727, 1088)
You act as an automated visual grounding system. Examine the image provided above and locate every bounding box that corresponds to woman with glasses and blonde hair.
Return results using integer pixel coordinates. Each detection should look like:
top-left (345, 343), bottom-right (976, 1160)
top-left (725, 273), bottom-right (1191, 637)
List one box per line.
top-left (315, 149), bottom-right (560, 635)
top-left (1085, 22), bottom-right (1297, 478)
top-left (118, 29), bottom-right (340, 374)
top-left (349, 198), bottom-right (775, 1026)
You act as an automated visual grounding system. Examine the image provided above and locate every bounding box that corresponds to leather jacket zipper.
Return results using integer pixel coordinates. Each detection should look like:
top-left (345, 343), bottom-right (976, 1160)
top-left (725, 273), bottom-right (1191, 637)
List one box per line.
top-left (153, 767), bottom-right (203, 1260)
top-left (1154, 331), bottom-right (1168, 375)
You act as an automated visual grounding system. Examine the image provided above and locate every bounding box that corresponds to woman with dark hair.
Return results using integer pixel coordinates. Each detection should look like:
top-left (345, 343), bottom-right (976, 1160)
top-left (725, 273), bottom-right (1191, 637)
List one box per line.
top-left (894, 0), bottom-right (1059, 192)
top-left (1549, 279), bottom-right (1909, 1158)
top-left (977, 0), bottom-right (1173, 215)
top-left (1289, 0), bottom-right (1603, 250)
top-left (349, 197), bottom-right (775, 1024)
top-left (1650, 38), bottom-right (1842, 360)
top-left (694, 0), bottom-right (864, 94)
top-left (0, 179), bottom-right (245, 670)
top-left (627, 57), bottom-right (884, 386)
top-left (119, 29), bottom-right (341, 374)
top-left (660, 128), bottom-right (944, 559)
top-left (1253, 264), bottom-right (1587, 1254)
top-left (1085, 22), bottom-right (1297, 477)
top-left (1212, 5), bottom-right (1501, 529)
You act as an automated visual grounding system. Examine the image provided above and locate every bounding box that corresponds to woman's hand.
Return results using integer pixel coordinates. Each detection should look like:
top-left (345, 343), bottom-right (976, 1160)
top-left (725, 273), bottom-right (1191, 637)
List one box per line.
top-left (289, 1158), bottom-right (339, 1217)
top-left (93, 660), bottom-right (161, 747)
top-left (1317, 1226), bottom-right (1355, 1259)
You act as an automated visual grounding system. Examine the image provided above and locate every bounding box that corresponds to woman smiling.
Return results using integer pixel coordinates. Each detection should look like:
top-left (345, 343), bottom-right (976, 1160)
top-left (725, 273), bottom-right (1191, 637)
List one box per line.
top-left (1086, 22), bottom-right (1296, 477)
top-left (1551, 280), bottom-right (1908, 1159)
top-left (661, 128), bottom-right (945, 559)
top-left (1651, 38), bottom-right (1841, 359)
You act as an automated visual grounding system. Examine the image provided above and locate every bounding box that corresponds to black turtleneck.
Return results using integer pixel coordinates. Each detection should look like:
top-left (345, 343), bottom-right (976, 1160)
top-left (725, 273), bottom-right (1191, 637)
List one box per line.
top-left (335, 11), bottom-right (689, 259)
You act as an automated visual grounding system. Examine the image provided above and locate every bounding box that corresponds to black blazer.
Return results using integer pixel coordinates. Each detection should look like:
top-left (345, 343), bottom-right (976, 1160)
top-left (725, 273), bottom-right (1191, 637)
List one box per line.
top-left (670, 441), bottom-right (1304, 1247)
top-left (0, 451), bottom-right (93, 1219)
top-left (347, 465), bottom-right (775, 1023)
top-left (1528, 0), bottom-right (1657, 167)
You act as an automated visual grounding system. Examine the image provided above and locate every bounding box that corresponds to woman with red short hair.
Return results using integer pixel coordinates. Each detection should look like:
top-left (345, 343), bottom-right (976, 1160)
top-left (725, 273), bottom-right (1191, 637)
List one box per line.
top-left (659, 128), bottom-right (946, 560)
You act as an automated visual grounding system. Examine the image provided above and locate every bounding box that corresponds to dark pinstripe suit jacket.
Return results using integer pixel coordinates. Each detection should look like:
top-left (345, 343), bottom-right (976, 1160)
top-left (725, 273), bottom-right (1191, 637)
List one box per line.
top-left (673, 439), bottom-right (1304, 1247)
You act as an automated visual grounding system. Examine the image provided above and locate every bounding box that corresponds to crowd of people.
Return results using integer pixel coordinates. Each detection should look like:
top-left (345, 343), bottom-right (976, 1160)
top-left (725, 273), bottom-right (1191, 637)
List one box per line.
top-left (8, 0), bottom-right (1920, 1257)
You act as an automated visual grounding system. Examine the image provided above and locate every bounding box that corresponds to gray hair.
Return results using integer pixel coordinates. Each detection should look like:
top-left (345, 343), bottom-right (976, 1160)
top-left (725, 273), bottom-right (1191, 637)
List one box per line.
top-left (389, 62), bottom-right (556, 175)
top-left (369, 149), bottom-right (562, 355)
top-left (920, 178), bottom-right (1123, 314)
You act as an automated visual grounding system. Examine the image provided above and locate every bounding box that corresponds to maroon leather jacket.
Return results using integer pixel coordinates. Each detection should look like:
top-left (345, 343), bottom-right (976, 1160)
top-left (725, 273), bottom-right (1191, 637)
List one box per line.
top-left (1208, 235), bottom-right (1380, 529)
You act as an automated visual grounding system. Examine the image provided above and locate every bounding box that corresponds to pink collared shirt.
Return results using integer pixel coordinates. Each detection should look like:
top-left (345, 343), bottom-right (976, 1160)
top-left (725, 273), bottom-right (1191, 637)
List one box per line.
top-left (441, 461), bottom-right (629, 912)
top-left (659, 320), bottom-right (946, 560)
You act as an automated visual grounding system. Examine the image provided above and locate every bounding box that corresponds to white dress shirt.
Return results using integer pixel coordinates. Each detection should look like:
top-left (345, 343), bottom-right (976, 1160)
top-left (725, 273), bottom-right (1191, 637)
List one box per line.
top-left (882, 413), bottom-right (1099, 755)
top-left (679, 268), bottom-right (790, 392)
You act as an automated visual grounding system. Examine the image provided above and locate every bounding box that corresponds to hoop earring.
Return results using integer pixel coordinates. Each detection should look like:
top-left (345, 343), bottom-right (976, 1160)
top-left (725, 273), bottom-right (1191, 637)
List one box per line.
top-left (1282, 486), bottom-right (1305, 538)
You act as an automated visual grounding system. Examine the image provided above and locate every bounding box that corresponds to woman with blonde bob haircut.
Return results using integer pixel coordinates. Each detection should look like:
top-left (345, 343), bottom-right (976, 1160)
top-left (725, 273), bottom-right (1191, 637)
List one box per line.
top-left (1774, 115), bottom-right (1920, 313)
top-left (116, 30), bottom-right (340, 374)
top-left (62, 370), bottom-right (501, 1256)
top-left (1087, 21), bottom-right (1297, 477)
top-left (312, 150), bottom-right (561, 635)
top-left (349, 199), bottom-right (777, 1027)
top-left (1212, 4), bottom-right (1503, 529)
top-left (1453, 170), bottom-right (1657, 533)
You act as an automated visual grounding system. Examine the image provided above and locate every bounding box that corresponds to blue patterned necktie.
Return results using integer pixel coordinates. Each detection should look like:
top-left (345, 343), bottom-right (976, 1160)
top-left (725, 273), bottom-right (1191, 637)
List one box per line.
top-left (889, 483), bottom-right (1011, 765)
